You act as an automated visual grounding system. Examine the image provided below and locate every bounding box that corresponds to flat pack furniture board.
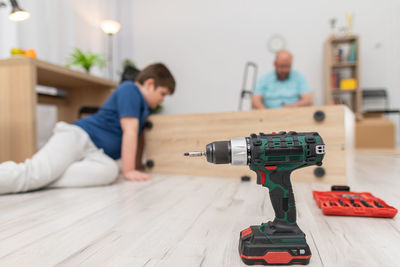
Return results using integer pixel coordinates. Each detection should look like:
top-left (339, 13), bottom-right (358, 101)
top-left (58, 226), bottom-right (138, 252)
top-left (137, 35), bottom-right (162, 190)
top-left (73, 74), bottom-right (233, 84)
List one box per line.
top-left (144, 105), bottom-right (354, 185)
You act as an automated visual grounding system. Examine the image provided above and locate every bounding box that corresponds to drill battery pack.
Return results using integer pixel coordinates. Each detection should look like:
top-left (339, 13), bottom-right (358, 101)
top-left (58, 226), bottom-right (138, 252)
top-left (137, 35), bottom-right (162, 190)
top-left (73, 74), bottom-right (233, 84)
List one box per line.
top-left (313, 190), bottom-right (398, 218)
top-left (239, 225), bottom-right (311, 265)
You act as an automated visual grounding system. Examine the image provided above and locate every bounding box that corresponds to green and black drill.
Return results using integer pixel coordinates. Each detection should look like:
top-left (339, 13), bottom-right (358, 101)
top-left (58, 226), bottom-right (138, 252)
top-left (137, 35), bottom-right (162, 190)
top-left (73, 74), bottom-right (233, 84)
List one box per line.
top-left (184, 131), bottom-right (325, 265)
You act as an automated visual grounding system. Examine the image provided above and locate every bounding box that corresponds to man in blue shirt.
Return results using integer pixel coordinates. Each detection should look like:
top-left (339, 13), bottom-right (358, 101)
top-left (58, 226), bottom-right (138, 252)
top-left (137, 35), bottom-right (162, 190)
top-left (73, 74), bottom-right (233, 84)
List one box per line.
top-left (252, 50), bottom-right (313, 109)
top-left (0, 63), bottom-right (175, 194)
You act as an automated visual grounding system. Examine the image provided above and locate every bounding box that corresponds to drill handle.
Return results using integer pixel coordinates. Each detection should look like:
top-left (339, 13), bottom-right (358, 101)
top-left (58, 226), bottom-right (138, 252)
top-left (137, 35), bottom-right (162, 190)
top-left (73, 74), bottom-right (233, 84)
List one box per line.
top-left (254, 168), bottom-right (297, 224)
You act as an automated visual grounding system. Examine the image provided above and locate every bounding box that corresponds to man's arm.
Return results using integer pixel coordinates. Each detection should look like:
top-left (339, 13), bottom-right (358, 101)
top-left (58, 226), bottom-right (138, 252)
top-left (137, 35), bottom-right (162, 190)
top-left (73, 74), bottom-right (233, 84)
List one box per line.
top-left (283, 93), bottom-right (313, 108)
top-left (251, 95), bottom-right (267, 109)
top-left (284, 72), bottom-right (313, 108)
top-left (120, 117), bottom-right (151, 181)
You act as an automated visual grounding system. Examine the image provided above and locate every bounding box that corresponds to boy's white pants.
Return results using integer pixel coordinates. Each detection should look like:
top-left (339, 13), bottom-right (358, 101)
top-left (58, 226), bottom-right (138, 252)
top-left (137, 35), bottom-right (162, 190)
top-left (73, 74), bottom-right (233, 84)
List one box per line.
top-left (0, 122), bottom-right (119, 194)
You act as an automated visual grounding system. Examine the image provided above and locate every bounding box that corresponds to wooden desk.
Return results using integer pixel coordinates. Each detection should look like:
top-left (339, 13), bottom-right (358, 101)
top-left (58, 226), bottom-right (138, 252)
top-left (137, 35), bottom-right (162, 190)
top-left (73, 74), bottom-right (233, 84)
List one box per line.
top-left (0, 152), bottom-right (398, 266)
top-left (0, 57), bottom-right (117, 163)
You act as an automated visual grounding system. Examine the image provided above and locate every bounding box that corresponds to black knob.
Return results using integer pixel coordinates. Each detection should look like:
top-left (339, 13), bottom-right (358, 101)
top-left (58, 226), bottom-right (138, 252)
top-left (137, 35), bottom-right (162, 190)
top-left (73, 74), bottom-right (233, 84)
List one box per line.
top-left (314, 167), bottom-right (325, 178)
top-left (146, 159), bottom-right (154, 168)
top-left (144, 121), bottom-right (153, 129)
top-left (253, 139), bottom-right (262, 146)
top-left (241, 176), bottom-right (251, 182)
top-left (313, 111), bottom-right (326, 122)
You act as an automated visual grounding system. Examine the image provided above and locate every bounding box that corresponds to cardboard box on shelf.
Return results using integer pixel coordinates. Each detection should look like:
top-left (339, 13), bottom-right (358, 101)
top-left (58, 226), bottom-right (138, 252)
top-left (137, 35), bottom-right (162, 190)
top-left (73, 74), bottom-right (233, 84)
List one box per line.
top-left (355, 118), bottom-right (395, 149)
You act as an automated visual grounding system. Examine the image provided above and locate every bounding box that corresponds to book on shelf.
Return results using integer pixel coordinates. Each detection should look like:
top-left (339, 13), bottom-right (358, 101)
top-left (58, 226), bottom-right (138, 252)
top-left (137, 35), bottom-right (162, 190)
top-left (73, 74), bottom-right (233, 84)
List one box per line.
top-left (332, 41), bottom-right (357, 64)
top-left (348, 42), bottom-right (357, 62)
top-left (331, 71), bottom-right (338, 89)
top-left (332, 67), bottom-right (355, 90)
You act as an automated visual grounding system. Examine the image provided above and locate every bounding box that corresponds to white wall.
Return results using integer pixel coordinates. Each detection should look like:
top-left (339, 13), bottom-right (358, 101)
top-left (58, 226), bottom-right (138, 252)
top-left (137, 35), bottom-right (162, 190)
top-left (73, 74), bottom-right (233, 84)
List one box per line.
top-left (0, 3), bottom-right (17, 58)
top-left (126, 0), bottom-right (400, 114)
top-left (1, 0), bottom-right (120, 77)
top-left (2, 0), bottom-right (399, 116)
top-left (3, 0), bottom-right (399, 114)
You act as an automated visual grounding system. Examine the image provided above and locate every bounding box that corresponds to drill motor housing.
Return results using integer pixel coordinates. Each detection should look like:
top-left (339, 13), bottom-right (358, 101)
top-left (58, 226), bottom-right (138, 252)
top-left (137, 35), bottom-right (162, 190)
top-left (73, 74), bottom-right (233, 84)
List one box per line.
top-left (249, 131), bottom-right (325, 172)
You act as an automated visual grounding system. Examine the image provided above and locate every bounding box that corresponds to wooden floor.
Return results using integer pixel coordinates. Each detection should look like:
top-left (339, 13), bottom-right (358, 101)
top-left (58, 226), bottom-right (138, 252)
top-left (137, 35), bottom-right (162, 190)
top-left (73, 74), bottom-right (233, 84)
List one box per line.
top-left (0, 153), bottom-right (399, 267)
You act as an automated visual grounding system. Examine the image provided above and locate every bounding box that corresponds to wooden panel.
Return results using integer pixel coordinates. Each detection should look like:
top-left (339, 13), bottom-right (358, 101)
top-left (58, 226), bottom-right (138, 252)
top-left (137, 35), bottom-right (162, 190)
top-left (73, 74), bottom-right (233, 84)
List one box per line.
top-left (355, 36), bottom-right (362, 118)
top-left (144, 105), bottom-right (354, 184)
top-left (0, 61), bottom-right (37, 163)
top-left (330, 35), bottom-right (357, 42)
top-left (356, 149), bottom-right (400, 155)
top-left (324, 38), bottom-right (333, 105)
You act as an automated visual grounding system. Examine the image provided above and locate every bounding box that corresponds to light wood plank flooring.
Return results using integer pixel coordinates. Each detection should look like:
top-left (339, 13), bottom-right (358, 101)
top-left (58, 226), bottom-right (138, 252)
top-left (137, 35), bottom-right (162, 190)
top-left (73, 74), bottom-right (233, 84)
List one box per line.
top-left (0, 153), bottom-right (399, 267)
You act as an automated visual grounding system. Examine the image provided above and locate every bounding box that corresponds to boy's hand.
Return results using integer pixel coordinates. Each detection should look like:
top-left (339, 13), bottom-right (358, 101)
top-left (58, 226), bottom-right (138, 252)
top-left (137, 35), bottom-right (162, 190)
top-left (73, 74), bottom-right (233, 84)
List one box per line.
top-left (124, 170), bottom-right (151, 182)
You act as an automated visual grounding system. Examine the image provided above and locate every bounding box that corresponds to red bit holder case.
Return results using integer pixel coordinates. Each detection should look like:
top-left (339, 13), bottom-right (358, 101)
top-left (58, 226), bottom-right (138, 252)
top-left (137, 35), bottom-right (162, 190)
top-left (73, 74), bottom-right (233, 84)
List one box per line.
top-left (312, 191), bottom-right (398, 218)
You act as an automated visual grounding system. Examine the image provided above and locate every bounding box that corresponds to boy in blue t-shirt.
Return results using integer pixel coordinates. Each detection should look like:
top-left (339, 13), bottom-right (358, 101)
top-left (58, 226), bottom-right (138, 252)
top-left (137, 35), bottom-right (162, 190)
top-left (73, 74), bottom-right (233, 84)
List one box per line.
top-left (0, 63), bottom-right (175, 194)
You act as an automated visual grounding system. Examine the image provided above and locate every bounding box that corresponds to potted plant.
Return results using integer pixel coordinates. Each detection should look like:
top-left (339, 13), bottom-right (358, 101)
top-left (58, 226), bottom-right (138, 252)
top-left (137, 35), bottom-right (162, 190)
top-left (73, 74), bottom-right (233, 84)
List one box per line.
top-left (66, 48), bottom-right (106, 73)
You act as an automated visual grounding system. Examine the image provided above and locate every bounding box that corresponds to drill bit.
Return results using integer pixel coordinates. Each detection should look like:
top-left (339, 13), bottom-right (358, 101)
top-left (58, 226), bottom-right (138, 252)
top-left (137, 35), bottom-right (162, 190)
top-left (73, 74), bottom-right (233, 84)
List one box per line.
top-left (184, 151), bottom-right (206, 157)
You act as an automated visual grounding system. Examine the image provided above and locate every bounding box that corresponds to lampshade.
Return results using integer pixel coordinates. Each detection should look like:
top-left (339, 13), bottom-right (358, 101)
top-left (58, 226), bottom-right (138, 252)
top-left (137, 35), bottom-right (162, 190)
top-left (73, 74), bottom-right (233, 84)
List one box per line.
top-left (101, 20), bottom-right (121, 35)
top-left (8, 0), bottom-right (30, 22)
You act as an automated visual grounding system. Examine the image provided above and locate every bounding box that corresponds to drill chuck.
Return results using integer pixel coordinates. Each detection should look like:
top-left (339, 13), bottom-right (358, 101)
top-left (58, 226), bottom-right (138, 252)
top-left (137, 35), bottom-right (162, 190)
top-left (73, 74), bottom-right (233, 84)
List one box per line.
top-left (206, 141), bottom-right (231, 164)
top-left (206, 138), bottom-right (249, 165)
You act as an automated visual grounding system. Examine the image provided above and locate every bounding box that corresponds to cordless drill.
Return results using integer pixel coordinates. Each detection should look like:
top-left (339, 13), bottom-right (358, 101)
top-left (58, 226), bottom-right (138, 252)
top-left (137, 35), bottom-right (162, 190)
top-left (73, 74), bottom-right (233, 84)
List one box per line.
top-left (184, 131), bottom-right (325, 265)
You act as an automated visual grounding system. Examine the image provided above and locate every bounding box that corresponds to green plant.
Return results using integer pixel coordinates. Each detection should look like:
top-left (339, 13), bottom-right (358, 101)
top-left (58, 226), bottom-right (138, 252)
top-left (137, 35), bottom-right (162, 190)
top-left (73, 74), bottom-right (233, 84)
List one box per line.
top-left (66, 48), bottom-right (107, 73)
top-left (123, 59), bottom-right (137, 68)
top-left (152, 105), bottom-right (163, 114)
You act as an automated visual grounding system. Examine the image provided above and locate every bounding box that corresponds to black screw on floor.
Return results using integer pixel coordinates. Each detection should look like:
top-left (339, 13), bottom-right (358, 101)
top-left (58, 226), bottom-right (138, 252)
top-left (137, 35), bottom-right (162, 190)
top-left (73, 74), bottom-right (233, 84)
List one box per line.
top-left (241, 176), bottom-right (251, 182)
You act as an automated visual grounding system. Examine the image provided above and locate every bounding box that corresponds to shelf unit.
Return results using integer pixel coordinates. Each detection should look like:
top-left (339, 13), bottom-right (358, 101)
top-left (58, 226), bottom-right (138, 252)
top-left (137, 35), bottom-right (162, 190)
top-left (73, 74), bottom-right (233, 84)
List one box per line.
top-left (0, 57), bottom-right (117, 163)
top-left (324, 35), bottom-right (362, 118)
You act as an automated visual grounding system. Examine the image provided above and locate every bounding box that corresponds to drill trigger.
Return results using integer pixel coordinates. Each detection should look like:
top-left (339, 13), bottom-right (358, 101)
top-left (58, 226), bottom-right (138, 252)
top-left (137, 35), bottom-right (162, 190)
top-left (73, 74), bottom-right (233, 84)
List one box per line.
top-left (260, 170), bottom-right (266, 185)
top-left (265, 166), bottom-right (277, 170)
